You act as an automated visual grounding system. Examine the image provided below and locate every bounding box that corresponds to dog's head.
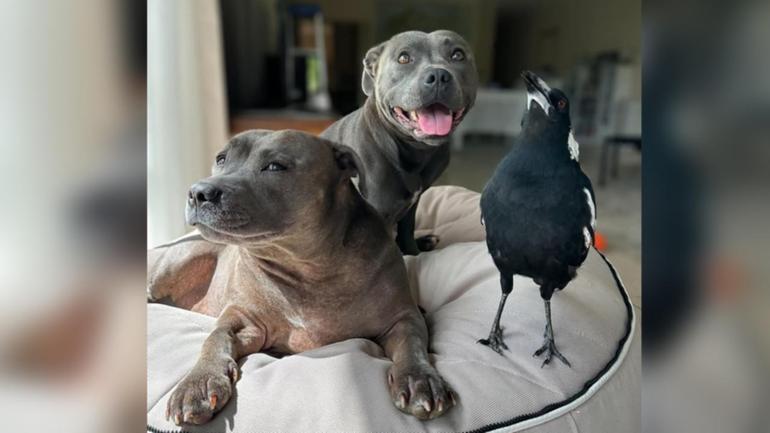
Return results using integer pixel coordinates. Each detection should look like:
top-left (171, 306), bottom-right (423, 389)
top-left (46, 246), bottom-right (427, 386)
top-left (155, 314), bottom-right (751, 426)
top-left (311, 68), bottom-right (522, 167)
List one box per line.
top-left (185, 130), bottom-right (362, 245)
top-left (362, 30), bottom-right (478, 146)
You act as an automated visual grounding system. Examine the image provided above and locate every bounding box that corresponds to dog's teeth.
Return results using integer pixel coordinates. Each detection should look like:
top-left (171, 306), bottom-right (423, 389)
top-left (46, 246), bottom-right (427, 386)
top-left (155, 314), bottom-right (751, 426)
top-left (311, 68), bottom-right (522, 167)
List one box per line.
top-left (409, 111), bottom-right (418, 121)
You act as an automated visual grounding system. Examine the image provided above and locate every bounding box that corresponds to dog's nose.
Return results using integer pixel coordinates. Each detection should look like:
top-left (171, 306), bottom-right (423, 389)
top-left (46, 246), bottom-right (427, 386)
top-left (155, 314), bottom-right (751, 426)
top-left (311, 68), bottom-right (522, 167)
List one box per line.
top-left (423, 67), bottom-right (452, 87)
top-left (188, 182), bottom-right (222, 205)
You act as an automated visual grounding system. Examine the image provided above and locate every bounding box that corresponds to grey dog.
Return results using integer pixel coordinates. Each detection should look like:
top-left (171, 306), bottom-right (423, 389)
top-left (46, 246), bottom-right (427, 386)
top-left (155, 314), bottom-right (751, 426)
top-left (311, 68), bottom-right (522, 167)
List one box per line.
top-left (149, 130), bottom-right (456, 425)
top-left (322, 30), bottom-right (478, 254)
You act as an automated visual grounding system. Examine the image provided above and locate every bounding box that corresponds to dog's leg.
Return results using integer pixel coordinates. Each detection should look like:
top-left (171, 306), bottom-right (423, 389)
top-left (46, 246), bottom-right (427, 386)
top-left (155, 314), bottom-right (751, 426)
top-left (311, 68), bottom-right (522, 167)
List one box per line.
top-left (396, 205), bottom-right (420, 255)
top-left (415, 234), bottom-right (440, 252)
top-left (147, 234), bottom-right (221, 306)
top-left (377, 310), bottom-right (455, 420)
top-left (166, 304), bottom-right (266, 425)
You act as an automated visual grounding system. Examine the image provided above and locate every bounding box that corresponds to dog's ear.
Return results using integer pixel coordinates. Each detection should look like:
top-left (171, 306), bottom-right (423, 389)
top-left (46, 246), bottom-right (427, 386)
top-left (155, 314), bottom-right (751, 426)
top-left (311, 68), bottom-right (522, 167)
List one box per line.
top-left (361, 42), bottom-right (385, 97)
top-left (331, 143), bottom-right (366, 192)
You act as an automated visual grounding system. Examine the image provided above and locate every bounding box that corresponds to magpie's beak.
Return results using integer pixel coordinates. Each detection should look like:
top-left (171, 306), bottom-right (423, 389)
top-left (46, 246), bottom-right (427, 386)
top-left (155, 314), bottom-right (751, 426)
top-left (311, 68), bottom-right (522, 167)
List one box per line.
top-left (522, 70), bottom-right (552, 113)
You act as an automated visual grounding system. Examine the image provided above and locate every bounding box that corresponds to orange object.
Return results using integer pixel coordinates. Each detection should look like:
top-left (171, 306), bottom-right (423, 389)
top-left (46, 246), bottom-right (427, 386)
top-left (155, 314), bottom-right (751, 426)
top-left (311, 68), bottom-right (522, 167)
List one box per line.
top-left (708, 258), bottom-right (745, 302)
top-left (594, 231), bottom-right (607, 251)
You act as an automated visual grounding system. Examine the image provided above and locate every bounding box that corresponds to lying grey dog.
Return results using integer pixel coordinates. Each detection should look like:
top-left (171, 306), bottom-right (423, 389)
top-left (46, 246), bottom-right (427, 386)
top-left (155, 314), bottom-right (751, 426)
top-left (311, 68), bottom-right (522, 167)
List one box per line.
top-left (321, 30), bottom-right (478, 255)
top-left (148, 130), bottom-right (455, 425)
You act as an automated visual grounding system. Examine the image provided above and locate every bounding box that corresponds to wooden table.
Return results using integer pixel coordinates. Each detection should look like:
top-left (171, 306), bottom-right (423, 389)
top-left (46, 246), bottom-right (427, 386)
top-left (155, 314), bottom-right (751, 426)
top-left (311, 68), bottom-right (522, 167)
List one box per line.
top-left (230, 110), bottom-right (339, 136)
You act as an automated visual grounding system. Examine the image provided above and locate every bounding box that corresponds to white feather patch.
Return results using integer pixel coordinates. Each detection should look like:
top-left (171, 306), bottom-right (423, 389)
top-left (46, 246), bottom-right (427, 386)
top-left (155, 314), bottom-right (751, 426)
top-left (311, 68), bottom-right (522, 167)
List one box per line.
top-left (535, 76), bottom-right (552, 93)
top-left (527, 91), bottom-right (551, 114)
top-left (568, 131), bottom-right (580, 161)
top-left (583, 188), bottom-right (596, 229)
top-left (583, 226), bottom-right (592, 249)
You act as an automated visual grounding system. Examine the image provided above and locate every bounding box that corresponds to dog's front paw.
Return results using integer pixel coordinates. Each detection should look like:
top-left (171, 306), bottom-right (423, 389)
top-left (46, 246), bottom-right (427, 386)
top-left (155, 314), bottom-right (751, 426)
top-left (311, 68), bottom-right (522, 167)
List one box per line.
top-left (416, 234), bottom-right (440, 252)
top-left (387, 363), bottom-right (456, 420)
top-left (147, 283), bottom-right (159, 302)
top-left (166, 358), bottom-right (239, 425)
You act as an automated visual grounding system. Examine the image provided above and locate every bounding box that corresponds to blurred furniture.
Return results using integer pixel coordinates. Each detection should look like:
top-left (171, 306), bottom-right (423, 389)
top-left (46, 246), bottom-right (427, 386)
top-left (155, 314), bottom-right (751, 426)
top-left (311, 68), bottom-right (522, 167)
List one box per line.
top-left (283, 4), bottom-right (332, 112)
top-left (568, 53), bottom-right (641, 186)
top-left (570, 53), bottom-right (639, 143)
top-left (230, 110), bottom-right (338, 136)
top-left (147, 235), bottom-right (639, 432)
top-left (599, 99), bottom-right (642, 186)
top-left (451, 88), bottom-right (527, 151)
top-left (219, 0), bottom-right (278, 110)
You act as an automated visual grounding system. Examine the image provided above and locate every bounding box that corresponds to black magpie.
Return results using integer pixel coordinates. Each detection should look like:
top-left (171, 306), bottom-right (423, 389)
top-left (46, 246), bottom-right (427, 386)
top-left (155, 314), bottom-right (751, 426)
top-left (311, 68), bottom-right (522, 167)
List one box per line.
top-left (477, 71), bottom-right (596, 367)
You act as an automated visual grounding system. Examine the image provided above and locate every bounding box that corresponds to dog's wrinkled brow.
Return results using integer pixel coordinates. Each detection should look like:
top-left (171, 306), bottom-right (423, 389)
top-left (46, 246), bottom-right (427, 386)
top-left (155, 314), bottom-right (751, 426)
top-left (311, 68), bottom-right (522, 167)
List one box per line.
top-left (218, 137), bottom-right (254, 161)
top-left (257, 148), bottom-right (293, 164)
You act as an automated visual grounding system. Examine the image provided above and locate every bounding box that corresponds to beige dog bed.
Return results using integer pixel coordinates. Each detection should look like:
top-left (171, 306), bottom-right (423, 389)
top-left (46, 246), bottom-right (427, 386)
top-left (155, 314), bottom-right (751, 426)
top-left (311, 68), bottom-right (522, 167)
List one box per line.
top-left (147, 186), bottom-right (639, 433)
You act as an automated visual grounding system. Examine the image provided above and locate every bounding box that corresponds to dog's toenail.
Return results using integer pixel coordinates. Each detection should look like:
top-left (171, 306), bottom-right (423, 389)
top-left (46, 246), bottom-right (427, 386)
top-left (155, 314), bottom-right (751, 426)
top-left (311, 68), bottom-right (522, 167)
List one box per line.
top-left (422, 400), bottom-right (432, 412)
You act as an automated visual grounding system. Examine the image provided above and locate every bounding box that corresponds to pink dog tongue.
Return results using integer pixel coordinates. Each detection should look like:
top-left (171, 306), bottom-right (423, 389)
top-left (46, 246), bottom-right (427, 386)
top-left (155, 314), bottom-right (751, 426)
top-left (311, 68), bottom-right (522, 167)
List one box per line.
top-left (416, 105), bottom-right (453, 135)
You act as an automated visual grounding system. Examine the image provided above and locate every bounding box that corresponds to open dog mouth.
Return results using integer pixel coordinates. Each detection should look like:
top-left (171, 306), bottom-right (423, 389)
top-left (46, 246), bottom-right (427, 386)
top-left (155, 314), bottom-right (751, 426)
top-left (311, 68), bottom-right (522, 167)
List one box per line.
top-left (392, 103), bottom-right (466, 137)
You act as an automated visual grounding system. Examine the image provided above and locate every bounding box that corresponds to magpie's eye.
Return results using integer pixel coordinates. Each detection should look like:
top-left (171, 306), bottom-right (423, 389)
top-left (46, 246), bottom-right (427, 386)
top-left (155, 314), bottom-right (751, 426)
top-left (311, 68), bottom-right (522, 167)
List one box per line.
top-left (398, 52), bottom-right (411, 64)
top-left (558, 99), bottom-right (567, 110)
top-left (451, 49), bottom-right (465, 62)
top-left (262, 162), bottom-right (286, 172)
top-left (215, 154), bottom-right (226, 166)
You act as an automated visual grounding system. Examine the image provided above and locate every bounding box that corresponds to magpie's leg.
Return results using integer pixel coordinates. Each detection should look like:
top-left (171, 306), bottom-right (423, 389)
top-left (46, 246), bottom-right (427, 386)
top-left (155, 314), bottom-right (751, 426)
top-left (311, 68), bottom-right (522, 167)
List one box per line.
top-left (478, 274), bottom-right (512, 355)
top-left (533, 298), bottom-right (571, 367)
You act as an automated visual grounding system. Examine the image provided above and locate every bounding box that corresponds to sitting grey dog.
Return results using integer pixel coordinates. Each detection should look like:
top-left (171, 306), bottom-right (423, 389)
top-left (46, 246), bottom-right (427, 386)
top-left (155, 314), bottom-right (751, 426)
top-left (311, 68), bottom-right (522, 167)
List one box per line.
top-left (148, 130), bottom-right (456, 425)
top-left (322, 30), bottom-right (478, 255)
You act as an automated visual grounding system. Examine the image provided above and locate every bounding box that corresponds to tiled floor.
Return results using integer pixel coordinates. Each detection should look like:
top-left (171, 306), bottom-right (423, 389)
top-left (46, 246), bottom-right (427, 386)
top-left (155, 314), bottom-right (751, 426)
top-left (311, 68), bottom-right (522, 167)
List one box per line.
top-left (436, 135), bottom-right (642, 308)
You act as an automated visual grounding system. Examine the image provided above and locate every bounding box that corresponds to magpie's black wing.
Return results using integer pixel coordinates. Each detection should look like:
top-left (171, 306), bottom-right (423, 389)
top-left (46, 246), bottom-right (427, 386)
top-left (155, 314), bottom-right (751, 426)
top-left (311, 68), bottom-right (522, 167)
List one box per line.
top-left (551, 170), bottom-right (595, 269)
top-left (578, 171), bottom-right (597, 233)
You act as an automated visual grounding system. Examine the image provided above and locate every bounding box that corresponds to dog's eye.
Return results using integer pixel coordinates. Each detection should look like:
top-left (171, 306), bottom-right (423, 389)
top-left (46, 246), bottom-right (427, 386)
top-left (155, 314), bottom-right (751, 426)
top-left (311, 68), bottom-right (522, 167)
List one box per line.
top-left (215, 154), bottom-right (226, 166)
top-left (451, 49), bottom-right (465, 62)
top-left (262, 162), bottom-right (286, 172)
top-left (558, 99), bottom-right (567, 110)
top-left (398, 52), bottom-right (411, 64)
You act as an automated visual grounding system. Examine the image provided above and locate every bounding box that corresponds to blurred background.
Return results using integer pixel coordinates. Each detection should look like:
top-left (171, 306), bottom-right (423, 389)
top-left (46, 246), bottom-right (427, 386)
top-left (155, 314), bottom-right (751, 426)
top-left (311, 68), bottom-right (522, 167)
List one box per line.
top-left (148, 0), bottom-right (642, 308)
top-left (2, 0), bottom-right (768, 432)
top-left (0, 1), bottom-right (146, 432)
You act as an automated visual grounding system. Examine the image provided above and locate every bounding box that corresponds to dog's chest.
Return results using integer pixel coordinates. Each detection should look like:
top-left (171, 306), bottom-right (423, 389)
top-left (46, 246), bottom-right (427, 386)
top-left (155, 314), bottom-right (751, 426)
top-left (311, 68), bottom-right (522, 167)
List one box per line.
top-left (282, 312), bottom-right (369, 353)
top-left (402, 172), bottom-right (424, 204)
top-left (221, 272), bottom-right (363, 354)
top-left (394, 181), bottom-right (422, 214)
top-left (281, 288), bottom-right (388, 353)
top-left (370, 170), bottom-right (425, 223)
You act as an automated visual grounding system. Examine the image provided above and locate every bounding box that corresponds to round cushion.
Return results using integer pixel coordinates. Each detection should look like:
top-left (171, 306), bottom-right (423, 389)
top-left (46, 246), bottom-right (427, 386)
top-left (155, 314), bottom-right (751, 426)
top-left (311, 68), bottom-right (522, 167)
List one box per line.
top-left (147, 241), bottom-right (637, 433)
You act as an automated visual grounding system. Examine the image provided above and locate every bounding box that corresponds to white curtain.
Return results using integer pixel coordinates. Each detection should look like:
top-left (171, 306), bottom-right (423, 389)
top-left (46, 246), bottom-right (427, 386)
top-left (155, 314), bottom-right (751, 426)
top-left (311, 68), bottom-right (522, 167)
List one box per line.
top-left (148, 0), bottom-right (229, 247)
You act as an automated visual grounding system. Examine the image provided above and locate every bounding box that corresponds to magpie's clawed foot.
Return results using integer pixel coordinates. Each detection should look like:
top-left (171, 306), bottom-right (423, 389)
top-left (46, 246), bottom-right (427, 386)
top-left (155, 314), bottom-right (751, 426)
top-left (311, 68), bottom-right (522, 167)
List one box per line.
top-left (533, 337), bottom-right (571, 368)
top-left (477, 326), bottom-right (508, 355)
